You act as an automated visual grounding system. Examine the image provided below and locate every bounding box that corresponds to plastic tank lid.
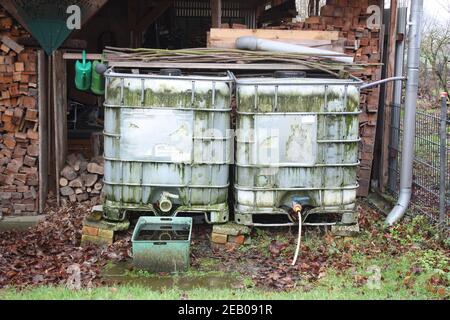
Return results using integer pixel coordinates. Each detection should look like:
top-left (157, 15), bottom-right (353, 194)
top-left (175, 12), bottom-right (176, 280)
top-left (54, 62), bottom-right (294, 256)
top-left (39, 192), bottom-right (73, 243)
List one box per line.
top-left (273, 71), bottom-right (307, 78)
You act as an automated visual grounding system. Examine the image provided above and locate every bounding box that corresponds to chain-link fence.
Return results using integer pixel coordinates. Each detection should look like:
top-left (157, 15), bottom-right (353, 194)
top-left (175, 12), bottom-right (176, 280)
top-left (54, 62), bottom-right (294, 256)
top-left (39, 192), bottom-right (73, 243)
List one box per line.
top-left (388, 95), bottom-right (449, 228)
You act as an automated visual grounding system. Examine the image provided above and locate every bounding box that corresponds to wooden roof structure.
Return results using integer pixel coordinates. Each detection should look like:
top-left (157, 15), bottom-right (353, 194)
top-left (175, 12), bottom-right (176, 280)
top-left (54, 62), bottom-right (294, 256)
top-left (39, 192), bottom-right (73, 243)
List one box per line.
top-left (0, 0), bottom-right (108, 53)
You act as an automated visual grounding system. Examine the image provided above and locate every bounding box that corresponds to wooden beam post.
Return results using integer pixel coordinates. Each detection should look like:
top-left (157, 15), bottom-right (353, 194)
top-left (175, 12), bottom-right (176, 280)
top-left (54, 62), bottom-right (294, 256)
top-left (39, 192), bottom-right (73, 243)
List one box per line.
top-left (380, 0), bottom-right (398, 192)
top-left (211, 0), bottom-right (222, 28)
top-left (38, 50), bottom-right (48, 214)
top-left (136, 1), bottom-right (174, 32)
top-left (128, 0), bottom-right (139, 48)
top-left (130, 0), bottom-right (174, 47)
top-left (51, 50), bottom-right (68, 206)
top-left (81, 0), bottom-right (110, 27)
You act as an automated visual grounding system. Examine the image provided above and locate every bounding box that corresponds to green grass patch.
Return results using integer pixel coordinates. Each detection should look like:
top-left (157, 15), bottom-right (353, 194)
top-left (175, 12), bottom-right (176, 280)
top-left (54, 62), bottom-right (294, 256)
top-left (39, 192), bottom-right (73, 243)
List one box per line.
top-left (1, 250), bottom-right (447, 300)
top-left (1, 209), bottom-right (448, 300)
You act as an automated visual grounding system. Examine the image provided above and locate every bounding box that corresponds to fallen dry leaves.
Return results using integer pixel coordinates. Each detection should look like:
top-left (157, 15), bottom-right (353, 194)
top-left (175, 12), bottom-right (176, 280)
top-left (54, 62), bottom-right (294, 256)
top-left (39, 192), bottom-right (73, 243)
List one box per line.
top-left (0, 199), bottom-right (448, 294)
top-left (0, 201), bottom-right (130, 289)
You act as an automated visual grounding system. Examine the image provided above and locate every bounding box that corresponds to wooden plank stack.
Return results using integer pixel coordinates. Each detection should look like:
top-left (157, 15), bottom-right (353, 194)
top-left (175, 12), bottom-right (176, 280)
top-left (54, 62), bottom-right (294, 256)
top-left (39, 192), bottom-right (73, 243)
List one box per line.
top-left (207, 28), bottom-right (343, 51)
top-left (59, 153), bottom-right (104, 206)
top-left (0, 7), bottom-right (39, 216)
top-left (271, 0), bottom-right (383, 196)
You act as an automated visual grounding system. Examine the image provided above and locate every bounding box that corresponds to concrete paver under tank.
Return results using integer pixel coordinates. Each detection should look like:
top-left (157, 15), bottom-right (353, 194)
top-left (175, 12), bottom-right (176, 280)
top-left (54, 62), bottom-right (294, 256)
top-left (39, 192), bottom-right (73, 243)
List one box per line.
top-left (234, 74), bottom-right (362, 226)
top-left (103, 69), bottom-right (233, 223)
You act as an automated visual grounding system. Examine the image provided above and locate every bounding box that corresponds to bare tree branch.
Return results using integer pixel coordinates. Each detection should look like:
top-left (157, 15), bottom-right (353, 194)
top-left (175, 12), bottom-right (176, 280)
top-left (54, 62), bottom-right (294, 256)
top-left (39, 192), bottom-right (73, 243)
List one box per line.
top-left (437, 0), bottom-right (450, 15)
top-left (420, 16), bottom-right (450, 97)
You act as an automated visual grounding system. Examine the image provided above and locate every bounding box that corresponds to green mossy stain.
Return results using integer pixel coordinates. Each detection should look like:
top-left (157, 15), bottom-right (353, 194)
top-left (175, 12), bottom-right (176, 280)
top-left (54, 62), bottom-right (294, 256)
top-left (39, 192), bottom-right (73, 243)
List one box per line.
top-left (238, 93), bottom-right (326, 113)
top-left (347, 94), bottom-right (360, 112)
top-left (122, 88), bottom-right (140, 106)
top-left (106, 78), bottom-right (122, 105)
top-left (237, 88), bottom-right (360, 113)
top-left (344, 143), bottom-right (358, 162)
top-left (119, 87), bottom-right (230, 109)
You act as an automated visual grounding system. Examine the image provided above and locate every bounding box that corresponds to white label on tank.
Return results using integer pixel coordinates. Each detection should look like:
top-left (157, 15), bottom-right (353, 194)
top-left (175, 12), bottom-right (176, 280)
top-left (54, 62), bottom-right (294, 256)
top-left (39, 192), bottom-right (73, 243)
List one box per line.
top-left (254, 114), bottom-right (317, 166)
top-left (120, 109), bottom-right (193, 162)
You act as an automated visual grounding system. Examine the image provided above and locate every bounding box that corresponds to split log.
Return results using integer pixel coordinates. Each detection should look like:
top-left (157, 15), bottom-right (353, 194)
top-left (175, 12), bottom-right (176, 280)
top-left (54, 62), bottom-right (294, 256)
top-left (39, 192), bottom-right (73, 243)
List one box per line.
top-left (0, 36), bottom-right (24, 54)
top-left (59, 177), bottom-right (69, 187)
top-left (57, 153), bottom-right (105, 205)
top-left (0, 8), bottom-right (37, 216)
top-left (94, 182), bottom-right (103, 191)
top-left (60, 186), bottom-right (75, 196)
top-left (82, 173), bottom-right (98, 187)
top-left (61, 165), bottom-right (77, 181)
top-left (68, 177), bottom-right (83, 188)
top-left (87, 162), bottom-right (104, 175)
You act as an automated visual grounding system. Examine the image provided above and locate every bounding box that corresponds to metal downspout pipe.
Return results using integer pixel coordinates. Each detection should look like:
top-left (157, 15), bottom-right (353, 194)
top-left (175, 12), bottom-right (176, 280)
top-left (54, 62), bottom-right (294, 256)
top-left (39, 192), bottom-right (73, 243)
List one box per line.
top-left (385, 0), bottom-right (424, 226)
top-left (389, 7), bottom-right (408, 192)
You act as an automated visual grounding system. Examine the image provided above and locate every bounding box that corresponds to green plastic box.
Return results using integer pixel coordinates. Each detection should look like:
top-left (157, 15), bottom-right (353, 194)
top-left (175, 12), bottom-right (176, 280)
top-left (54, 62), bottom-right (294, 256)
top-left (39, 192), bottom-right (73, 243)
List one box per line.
top-left (131, 216), bottom-right (192, 273)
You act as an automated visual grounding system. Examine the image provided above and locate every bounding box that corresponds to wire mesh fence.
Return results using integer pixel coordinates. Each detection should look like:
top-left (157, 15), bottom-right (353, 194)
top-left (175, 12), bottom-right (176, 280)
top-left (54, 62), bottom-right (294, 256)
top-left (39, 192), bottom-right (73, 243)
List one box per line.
top-left (388, 97), bottom-right (449, 229)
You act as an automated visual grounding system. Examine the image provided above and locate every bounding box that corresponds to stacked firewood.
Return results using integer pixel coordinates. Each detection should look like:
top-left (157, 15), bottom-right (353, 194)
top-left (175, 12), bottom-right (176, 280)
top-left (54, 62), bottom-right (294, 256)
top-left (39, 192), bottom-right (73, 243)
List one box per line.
top-left (271, 0), bottom-right (382, 196)
top-left (0, 8), bottom-right (38, 216)
top-left (59, 153), bottom-right (104, 206)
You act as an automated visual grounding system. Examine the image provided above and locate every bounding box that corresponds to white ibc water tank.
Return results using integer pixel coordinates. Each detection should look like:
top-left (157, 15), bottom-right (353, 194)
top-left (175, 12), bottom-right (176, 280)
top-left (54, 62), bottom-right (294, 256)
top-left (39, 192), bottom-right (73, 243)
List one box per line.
top-left (234, 72), bottom-right (362, 226)
top-left (103, 69), bottom-right (233, 223)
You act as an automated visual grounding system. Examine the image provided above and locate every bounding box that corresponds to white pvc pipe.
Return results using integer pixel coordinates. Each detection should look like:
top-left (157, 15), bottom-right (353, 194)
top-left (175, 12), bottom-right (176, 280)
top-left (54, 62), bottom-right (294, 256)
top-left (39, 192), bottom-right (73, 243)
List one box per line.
top-left (236, 36), bottom-right (354, 64)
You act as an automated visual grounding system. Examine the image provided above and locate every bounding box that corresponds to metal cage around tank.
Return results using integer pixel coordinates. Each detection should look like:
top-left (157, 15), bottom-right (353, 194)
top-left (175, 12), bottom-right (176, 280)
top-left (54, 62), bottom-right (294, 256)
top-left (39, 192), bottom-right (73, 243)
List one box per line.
top-left (102, 69), bottom-right (233, 223)
top-left (233, 74), bottom-right (363, 227)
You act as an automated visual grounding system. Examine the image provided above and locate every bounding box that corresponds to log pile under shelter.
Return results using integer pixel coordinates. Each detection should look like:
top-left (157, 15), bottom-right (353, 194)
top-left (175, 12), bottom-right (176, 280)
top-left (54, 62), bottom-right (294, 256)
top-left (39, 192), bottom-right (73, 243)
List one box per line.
top-left (0, 7), bottom-right (38, 216)
top-left (59, 153), bottom-right (104, 206)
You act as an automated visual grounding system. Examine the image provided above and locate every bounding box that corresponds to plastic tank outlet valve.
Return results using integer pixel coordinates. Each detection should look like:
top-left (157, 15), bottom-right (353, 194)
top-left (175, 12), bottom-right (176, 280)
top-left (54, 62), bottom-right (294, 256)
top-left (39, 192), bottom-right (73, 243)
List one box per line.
top-left (159, 192), bottom-right (180, 213)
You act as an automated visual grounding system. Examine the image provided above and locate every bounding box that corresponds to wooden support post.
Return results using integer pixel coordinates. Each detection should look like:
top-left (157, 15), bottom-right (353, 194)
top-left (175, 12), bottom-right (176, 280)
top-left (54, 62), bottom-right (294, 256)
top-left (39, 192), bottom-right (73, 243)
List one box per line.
top-left (51, 54), bottom-right (60, 206)
top-left (52, 50), bottom-right (68, 206)
top-left (128, 0), bottom-right (173, 48)
top-left (38, 50), bottom-right (48, 214)
top-left (380, 0), bottom-right (397, 192)
top-left (135, 1), bottom-right (174, 35)
top-left (128, 0), bottom-right (139, 48)
top-left (211, 0), bottom-right (222, 28)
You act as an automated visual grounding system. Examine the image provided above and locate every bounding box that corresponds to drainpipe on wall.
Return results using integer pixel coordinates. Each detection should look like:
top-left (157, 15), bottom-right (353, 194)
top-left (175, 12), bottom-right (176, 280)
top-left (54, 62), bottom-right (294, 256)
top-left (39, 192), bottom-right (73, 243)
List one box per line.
top-left (385, 0), bottom-right (424, 226)
top-left (389, 7), bottom-right (408, 192)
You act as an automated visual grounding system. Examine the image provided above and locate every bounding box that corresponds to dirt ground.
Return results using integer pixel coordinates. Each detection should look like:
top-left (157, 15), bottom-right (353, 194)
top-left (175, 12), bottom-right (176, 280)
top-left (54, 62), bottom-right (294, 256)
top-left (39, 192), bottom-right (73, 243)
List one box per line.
top-left (0, 198), bottom-right (448, 296)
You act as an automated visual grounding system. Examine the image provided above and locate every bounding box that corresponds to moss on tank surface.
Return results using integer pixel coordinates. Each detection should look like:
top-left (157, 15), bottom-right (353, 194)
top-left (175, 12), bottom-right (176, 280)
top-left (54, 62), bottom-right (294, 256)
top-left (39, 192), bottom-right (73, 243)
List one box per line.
top-left (104, 108), bottom-right (121, 137)
top-left (238, 92), bottom-right (326, 113)
top-left (342, 167), bottom-right (358, 186)
top-left (105, 187), bottom-right (228, 207)
top-left (347, 94), bottom-right (360, 112)
top-left (237, 87), bottom-right (360, 113)
top-left (343, 143), bottom-right (359, 162)
top-left (104, 161), bottom-right (229, 207)
top-left (344, 115), bottom-right (359, 139)
top-left (106, 78), bottom-right (122, 105)
top-left (234, 81), bottom-right (361, 215)
top-left (119, 87), bottom-right (232, 109)
top-left (106, 77), bottom-right (231, 109)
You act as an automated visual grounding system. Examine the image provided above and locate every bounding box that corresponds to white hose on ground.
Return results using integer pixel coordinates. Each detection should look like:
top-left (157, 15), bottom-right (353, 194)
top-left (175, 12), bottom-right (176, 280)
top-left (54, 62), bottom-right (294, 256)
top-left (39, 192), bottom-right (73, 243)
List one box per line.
top-left (291, 211), bottom-right (302, 266)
